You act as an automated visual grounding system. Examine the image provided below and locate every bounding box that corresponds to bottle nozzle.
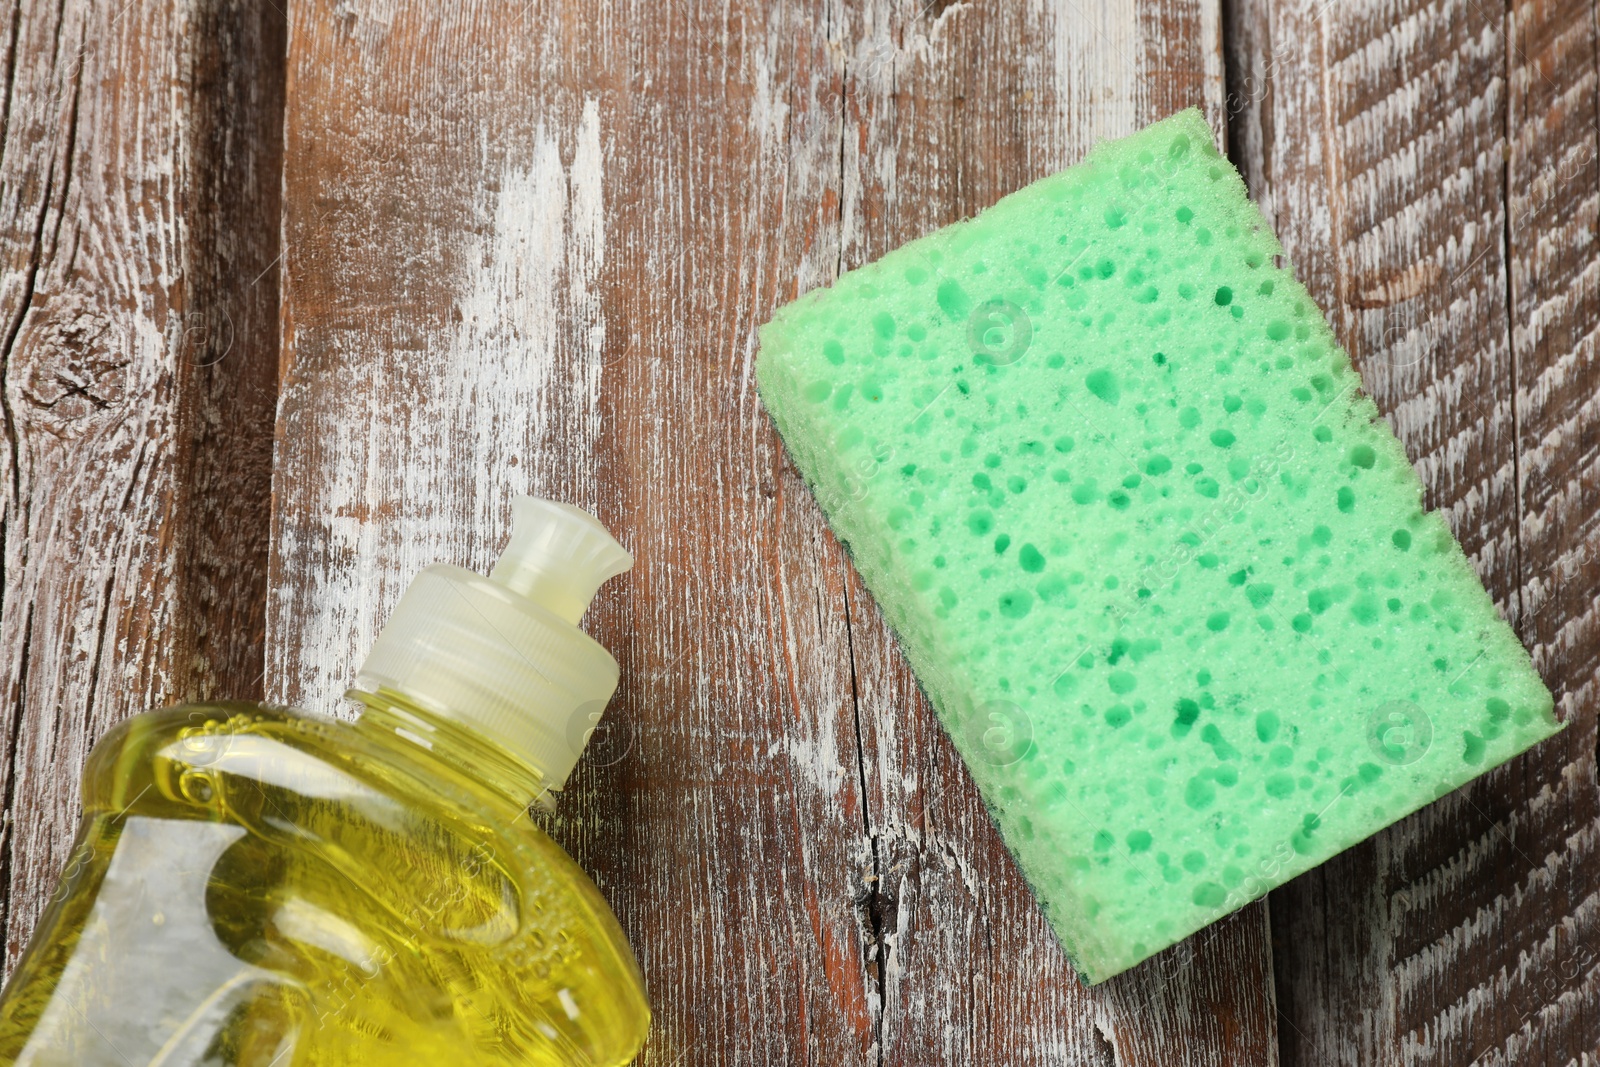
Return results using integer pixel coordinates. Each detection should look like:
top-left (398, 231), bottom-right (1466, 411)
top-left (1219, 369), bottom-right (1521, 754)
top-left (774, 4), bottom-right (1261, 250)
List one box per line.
top-left (354, 495), bottom-right (633, 792)
top-left (489, 498), bottom-right (634, 624)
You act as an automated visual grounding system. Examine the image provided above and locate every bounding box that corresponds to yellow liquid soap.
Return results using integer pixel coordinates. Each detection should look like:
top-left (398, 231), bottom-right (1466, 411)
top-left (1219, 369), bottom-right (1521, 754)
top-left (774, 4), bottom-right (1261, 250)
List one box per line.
top-left (0, 498), bottom-right (650, 1065)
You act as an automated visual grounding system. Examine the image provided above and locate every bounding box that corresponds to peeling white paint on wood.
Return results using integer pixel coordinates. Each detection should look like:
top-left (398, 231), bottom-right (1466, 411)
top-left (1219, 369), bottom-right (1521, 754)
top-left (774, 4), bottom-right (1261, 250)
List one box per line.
top-left (0, 0), bottom-right (282, 973)
top-left (271, 2), bottom-right (1278, 1064)
top-left (1041, 0), bottom-right (1143, 148)
top-left (5, 0), bottom-right (1594, 1062)
top-left (270, 97), bottom-right (608, 714)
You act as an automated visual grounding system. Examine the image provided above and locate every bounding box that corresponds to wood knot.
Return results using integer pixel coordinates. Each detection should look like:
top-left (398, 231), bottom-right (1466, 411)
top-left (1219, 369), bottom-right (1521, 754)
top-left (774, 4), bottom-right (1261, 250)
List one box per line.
top-left (17, 302), bottom-right (131, 433)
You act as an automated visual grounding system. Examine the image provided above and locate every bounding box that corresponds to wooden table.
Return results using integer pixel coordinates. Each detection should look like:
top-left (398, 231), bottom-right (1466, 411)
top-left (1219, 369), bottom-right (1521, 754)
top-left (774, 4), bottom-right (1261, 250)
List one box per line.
top-left (1, 1), bottom-right (1596, 1063)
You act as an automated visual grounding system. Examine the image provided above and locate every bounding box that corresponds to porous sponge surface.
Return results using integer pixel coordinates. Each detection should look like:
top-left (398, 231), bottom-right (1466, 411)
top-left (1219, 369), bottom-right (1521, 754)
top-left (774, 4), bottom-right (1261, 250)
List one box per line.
top-left (756, 109), bottom-right (1561, 983)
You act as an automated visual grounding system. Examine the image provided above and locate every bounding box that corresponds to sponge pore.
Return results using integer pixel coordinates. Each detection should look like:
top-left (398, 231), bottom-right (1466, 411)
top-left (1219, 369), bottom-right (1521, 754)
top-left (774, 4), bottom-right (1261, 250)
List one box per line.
top-left (756, 109), bottom-right (1561, 983)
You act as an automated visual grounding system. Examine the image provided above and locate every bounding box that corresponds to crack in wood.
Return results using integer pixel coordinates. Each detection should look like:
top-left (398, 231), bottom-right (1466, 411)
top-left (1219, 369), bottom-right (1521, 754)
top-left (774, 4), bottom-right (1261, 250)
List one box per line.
top-left (1503, 1), bottom-right (1527, 645)
top-left (843, 518), bottom-right (889, 1067)
top-left (0, 1), bottom-right (76, 967)
top-left (0, 603), bottom-right (33, 962)
top-left (825, 26), bottom-right (893, 1062)
top-left (0, 0), bottom-right (284, 981)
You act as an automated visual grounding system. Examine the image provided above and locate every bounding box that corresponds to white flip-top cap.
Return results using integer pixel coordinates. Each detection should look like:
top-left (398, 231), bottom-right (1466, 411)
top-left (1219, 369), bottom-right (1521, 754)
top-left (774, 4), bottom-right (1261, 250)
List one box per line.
top-left (355, 497), bottom-right (633, 790)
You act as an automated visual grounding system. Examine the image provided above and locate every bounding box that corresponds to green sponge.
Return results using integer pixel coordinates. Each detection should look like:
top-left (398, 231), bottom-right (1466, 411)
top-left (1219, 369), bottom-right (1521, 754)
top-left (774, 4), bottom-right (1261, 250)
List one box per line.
top-left (756, 109), bottom-right (1561, 983)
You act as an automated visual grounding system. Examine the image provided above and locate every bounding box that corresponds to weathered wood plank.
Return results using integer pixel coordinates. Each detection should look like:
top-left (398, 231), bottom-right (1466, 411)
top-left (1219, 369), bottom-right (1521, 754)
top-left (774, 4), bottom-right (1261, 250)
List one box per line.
top-left (271, 7), bottom-right (877, 1064)
top-left (1227, 0), bottom-right (1600, 1061)
top-left (0, 0), bottom-right (283, 973)
top-left (271, 0), bottom-right (1276, 1062)
top-left (834, 3), bottom-right (1276, 1064)
top-left (1499, 1), bottom-right (1600, 1062)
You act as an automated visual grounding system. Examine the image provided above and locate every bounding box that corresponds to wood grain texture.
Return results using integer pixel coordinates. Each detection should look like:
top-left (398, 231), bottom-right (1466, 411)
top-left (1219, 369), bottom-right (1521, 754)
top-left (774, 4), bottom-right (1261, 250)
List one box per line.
top-left (833, 3), bottom-right (1276, 1064)
top-left (13, 0), bottom-right (1590, 1057)
top-left (270, 0), bottom-right (1276, 1062)
top-left (0, 0), bottom-right (283, 974)
top-left (1227, 0), bottom-right (1600, 1061)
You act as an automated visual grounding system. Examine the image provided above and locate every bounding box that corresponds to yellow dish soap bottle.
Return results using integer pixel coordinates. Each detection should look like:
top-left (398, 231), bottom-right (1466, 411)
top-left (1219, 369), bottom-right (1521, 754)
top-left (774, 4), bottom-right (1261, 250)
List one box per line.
top-left (0, 497), bottom-right (650, 1066)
